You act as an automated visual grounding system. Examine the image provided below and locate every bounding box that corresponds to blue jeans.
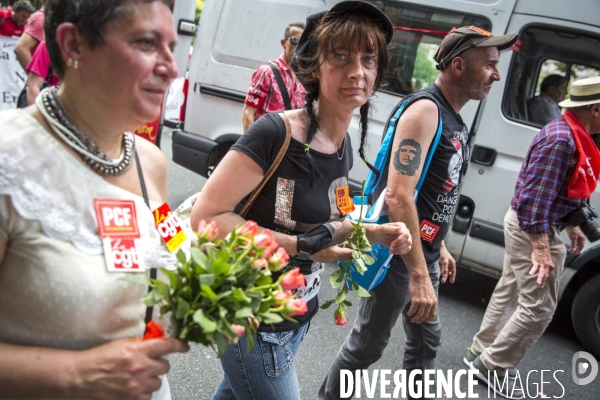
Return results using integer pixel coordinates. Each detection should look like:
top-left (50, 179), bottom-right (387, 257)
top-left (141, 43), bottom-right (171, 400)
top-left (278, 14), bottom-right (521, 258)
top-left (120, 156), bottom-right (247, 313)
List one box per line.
top-left (319, 258), bottom-right (441, 400)
top-left (212, 322), bottom-right (309, 400)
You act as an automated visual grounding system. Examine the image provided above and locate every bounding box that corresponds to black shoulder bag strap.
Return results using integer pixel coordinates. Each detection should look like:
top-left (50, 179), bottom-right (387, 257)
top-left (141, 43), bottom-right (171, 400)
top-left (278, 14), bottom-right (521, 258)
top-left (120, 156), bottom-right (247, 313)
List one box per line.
top-left (134, 148), bottom-right (157, 326)
top-left (269, 63), bottom-right (292, 111)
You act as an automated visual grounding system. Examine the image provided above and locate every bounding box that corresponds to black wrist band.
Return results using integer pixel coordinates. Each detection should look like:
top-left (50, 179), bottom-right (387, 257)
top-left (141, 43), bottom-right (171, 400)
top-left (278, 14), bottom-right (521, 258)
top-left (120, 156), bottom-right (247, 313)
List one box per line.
top-left (296, 223), bottom-right (337, 260)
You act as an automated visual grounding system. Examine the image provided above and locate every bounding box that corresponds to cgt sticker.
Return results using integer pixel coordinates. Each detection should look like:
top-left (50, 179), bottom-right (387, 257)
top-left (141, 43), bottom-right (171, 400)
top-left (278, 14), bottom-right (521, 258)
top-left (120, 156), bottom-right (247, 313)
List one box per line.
top-left (102, 238), bottom-right (145, 272)
top-left (420, 219), bottom-right (440, 243)
top-left (153, 202), bottom-right (187, 253)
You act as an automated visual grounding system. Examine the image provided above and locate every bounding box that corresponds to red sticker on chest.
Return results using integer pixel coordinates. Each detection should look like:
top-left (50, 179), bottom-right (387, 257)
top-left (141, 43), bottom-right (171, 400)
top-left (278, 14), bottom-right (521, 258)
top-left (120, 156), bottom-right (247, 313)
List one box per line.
top-left (102, 238), bottom-right (145, 272)
top-left (94, 199), bottom-right (140, 238)
top-left (419, 220), bottom-right (440, 243)
top-left (153, 202), bottom-right (187, 253)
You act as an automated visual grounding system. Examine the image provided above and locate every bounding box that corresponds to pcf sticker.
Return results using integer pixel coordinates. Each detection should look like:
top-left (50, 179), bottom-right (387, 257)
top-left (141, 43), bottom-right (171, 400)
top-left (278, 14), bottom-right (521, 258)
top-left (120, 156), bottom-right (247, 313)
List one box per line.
top-left (94, 199), bottom-right (140, 238)
top-left (420, 219), bottom-right (440, 243)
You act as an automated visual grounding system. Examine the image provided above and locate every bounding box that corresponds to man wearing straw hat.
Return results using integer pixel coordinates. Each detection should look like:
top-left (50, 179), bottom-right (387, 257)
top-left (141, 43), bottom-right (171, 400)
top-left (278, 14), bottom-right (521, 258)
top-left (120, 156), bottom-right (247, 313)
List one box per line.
top-left (465, 76), bottom-right (600, 399)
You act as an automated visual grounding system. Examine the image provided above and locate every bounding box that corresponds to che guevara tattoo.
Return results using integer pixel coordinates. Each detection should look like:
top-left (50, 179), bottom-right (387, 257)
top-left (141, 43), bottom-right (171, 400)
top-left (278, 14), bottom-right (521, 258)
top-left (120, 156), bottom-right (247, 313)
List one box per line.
top-left (393, 138), bottom-right (422, 176)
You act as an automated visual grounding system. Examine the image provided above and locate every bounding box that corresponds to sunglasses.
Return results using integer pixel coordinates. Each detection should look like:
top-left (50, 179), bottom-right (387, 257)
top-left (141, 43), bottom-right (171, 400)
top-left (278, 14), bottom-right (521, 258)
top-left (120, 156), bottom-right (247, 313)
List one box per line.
top-left (287, 37), bottom-right (300, 46)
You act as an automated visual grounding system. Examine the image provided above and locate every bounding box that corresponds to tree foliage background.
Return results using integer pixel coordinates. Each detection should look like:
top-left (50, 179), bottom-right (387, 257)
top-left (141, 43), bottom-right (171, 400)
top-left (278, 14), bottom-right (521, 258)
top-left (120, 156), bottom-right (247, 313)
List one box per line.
top-left (195, 0), bottom-right (204, 24)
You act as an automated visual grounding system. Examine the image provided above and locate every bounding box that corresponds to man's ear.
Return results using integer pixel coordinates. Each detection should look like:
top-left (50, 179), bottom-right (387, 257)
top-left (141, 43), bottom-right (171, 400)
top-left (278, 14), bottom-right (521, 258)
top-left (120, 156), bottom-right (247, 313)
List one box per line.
top-left (280, 38), bottom-right (286, 48)
top-left (451, 56), bottom-right (467, 76)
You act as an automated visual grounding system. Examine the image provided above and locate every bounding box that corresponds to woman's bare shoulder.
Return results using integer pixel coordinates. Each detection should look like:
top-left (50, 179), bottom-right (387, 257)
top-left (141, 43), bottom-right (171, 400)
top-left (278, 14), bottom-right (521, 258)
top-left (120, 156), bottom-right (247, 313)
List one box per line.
top-left (135, 135), bottom-right (168, 199)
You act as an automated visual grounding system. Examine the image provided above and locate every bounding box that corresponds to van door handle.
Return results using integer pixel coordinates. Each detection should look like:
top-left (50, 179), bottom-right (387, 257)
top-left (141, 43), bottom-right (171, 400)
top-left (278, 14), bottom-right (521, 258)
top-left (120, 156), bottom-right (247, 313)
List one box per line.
top-left (178, 19), bottom-right (196, 36)
top-left (471, 145), bottom-right (497, 166)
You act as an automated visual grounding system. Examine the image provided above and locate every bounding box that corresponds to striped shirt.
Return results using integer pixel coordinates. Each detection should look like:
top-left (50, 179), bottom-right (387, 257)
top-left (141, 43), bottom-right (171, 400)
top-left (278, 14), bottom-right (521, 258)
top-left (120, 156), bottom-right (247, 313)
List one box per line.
top-left (511, 117), bottom-right (588, 233)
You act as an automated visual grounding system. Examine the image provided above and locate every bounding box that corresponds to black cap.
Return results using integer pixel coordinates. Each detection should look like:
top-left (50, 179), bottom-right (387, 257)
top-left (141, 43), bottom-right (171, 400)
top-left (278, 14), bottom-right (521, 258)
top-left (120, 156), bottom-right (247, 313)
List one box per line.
top-left (291, 1), bottom-right (393, 78)
top-left (433, 26), bottom-right (518, 70)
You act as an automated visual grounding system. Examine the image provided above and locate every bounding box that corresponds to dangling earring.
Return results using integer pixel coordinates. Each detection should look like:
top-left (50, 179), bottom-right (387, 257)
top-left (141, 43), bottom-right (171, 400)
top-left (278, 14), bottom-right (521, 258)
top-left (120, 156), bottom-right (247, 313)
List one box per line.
top-left (66, 58), bottom-right (73, 68)
top-left (74, 60), bottom-right (79, 70)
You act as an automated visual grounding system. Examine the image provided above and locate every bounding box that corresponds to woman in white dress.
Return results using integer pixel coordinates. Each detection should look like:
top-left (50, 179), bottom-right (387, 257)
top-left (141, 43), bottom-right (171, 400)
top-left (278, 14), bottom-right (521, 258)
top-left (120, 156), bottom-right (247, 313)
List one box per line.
top-left (0, 0), bottom-right (188, 398)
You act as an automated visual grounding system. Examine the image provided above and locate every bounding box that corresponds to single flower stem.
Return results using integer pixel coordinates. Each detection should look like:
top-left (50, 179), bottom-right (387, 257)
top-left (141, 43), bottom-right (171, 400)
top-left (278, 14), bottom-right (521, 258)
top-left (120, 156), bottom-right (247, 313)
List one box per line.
top-left (229, 247), bottom-right (252, 270)
top-left (246, 284), bottom-right (277, 292)
top-left (358, 179), bottom-right (366, 225)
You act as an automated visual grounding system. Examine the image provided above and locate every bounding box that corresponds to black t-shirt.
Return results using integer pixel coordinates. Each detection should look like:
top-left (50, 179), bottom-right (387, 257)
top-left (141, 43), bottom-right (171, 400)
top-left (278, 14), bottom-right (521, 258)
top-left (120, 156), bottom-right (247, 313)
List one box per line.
top-left (375, 84), bottom-right (469, 265)
top-left (231, 112), bottom-right (353, 332)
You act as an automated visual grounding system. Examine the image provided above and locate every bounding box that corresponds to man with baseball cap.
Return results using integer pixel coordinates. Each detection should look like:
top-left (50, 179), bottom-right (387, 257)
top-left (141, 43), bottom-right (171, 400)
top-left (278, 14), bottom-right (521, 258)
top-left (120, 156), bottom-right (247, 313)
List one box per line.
top-left (464, 76), bottom-right (600, 399)
top-left (320, 25), bottom-right (516, 400)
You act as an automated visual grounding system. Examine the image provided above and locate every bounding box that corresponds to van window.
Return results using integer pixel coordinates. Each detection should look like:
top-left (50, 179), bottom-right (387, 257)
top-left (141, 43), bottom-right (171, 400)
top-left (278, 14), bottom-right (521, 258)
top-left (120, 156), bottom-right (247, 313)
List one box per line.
top-left (502, 25), bottom-right (600, 127)
top-left (367, 0), bottom-right (491, 96)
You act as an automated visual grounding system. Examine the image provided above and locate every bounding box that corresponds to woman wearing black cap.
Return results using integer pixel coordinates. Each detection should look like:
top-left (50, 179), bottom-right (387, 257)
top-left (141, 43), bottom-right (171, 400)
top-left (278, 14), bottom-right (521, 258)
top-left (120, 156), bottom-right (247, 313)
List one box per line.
top-left (190, 2), bottom-right (410, 399)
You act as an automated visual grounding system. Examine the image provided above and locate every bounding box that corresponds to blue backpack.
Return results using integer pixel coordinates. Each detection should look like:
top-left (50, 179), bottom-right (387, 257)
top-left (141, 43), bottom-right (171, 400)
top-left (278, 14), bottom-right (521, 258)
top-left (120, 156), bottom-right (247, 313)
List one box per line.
top-left (344, 94), bottom-right (443, 291)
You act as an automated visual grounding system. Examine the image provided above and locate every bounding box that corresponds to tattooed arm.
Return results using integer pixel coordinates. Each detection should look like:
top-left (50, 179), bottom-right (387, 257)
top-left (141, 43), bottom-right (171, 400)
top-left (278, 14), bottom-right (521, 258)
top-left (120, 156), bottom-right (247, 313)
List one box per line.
top-left (385, 99), bottom-right (440, 324)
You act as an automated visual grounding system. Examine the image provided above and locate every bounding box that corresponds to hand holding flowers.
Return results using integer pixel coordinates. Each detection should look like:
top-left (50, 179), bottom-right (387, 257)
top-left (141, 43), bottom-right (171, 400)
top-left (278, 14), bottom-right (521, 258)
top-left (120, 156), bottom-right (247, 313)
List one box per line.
top-left (140, 220), bottom-right (307, 357)
top-left (321, 181), bottom-right (411, 326)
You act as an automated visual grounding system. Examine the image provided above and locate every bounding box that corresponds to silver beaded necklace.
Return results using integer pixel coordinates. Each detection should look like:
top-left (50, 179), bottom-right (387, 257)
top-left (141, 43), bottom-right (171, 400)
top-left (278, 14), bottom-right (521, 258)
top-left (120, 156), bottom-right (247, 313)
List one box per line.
top-left (36, 88), bottom-right (134, 176)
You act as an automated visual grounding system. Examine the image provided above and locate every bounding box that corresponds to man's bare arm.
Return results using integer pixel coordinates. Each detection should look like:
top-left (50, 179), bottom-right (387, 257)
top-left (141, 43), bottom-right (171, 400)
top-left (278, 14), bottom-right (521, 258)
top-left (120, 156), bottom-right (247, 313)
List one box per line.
top-left (242, 104), bottom-right (258, 132)
top-left (14, 34), bottom-right (38, 70)
top-left (385, 99), bottom-right (439, 323)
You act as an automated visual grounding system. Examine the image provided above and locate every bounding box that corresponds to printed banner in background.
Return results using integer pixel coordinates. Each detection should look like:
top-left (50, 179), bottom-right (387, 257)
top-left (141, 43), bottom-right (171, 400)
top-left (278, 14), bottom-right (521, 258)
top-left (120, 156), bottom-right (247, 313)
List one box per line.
top-left (164, 77), bottom-right (185, 121)
top-left (134, 115), bottom-right (161, 146)
top-left (0, 36), bottom-right (25, 112)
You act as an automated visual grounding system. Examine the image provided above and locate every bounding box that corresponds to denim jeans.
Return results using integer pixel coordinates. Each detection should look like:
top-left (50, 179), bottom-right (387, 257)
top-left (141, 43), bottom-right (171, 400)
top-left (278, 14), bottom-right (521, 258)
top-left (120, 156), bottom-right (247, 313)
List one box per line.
top-left (319, 258), bottom-right (441, 400)
top-left (212, 322), bottom-right (309, 400)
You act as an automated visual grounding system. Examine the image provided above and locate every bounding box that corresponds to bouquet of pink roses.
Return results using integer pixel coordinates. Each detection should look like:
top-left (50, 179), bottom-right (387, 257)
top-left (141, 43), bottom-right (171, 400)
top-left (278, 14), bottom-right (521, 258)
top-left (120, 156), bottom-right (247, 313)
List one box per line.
top-left (142, 220), bottom-right (308, 357)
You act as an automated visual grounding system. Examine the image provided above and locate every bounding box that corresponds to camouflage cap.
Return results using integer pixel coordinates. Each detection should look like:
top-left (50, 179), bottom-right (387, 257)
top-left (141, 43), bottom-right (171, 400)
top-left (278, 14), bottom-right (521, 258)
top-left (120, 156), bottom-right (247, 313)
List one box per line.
top-left (433, 26), bottom-right (518, 70)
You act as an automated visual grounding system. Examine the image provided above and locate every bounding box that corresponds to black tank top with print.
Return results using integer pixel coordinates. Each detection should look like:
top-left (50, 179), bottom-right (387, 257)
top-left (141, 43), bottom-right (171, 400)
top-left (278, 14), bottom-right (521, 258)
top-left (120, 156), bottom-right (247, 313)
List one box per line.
top-left (375, 84), bottom-right (469, 264)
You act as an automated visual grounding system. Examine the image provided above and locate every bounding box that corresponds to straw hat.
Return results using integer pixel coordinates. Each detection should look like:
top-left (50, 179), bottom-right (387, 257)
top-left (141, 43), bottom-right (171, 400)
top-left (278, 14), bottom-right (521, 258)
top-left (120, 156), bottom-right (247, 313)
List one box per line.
top-left (559, 76), bottom-right (600, 108)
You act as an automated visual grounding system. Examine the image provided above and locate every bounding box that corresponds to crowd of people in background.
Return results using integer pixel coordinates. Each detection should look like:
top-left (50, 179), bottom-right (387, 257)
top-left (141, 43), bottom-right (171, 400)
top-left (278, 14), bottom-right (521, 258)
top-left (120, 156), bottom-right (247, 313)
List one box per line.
top-left (1, 0), bottom-right (59, 107)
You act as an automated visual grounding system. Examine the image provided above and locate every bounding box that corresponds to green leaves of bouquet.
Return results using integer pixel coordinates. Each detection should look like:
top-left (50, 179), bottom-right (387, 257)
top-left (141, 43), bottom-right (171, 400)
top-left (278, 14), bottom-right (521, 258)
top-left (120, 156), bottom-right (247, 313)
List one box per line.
top-left (143, 220), bottom-right (308, 357)
top-left (321, 180), bottom-right (373, 326)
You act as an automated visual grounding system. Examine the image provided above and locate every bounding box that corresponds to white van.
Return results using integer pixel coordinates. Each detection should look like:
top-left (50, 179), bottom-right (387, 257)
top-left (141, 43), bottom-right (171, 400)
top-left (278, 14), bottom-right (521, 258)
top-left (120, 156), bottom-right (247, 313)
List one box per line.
top-left (167, 0), bottom-right (600, 357)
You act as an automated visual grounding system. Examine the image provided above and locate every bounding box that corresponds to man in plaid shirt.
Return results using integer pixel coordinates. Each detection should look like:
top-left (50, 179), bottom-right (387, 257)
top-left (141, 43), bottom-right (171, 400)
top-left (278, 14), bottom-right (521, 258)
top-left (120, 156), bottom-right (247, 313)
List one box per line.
top-left (466, 76), bottom-right (600, 400)
top-left (242, 22), bottom-right (306, 132)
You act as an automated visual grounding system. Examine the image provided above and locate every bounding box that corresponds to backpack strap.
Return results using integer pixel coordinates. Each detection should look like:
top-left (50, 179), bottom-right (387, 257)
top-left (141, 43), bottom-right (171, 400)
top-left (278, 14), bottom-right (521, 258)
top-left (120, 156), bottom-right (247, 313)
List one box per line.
top-left (365, 94), bottom-right (444, 195)
top-left (269, 63), bottom-right (292, 111)
top-left (363, 94), bottom-right (444, 218)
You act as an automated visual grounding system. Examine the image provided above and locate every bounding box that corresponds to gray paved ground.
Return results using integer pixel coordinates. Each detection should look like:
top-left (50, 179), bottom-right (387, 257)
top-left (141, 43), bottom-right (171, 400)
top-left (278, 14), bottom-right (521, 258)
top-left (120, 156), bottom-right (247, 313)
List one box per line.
top-left (160, 129), bottom-right (599, 399)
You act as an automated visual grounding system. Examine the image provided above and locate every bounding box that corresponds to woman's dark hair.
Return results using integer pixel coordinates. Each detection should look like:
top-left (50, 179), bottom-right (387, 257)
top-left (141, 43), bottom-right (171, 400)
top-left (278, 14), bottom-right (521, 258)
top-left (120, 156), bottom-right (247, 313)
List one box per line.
top-left (294, 12), bottom-right (389, 186)
top-left (45, 0), bottom-right (174, 78)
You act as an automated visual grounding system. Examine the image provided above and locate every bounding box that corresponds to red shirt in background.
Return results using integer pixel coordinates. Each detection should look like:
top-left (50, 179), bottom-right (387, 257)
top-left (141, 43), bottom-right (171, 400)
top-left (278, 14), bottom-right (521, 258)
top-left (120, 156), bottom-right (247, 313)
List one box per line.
top-left (26, 41), bottom-right (60, 86)
top-left (0, 9), bottom-right (26, 37)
